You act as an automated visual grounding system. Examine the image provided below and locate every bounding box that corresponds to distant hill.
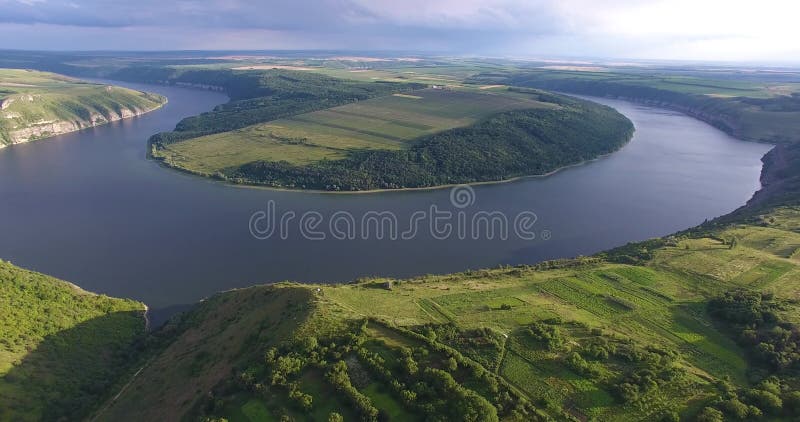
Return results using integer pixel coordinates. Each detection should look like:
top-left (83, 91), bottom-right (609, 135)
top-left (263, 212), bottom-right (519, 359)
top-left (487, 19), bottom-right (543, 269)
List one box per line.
top-left (0, 69), bottom-right (165, 148)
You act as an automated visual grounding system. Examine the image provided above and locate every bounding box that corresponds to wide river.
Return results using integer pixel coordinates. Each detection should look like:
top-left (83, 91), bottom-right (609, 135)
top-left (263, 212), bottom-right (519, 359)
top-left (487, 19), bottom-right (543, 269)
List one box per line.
top-left (0, 81), bottom-right (773, 310)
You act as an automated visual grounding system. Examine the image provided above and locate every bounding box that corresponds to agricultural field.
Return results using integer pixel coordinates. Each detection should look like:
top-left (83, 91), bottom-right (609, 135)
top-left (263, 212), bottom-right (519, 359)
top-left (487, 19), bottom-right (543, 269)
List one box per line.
top-left (0, 69), bottom-right (165, 147)
top-left (153, 88), bottom-right (551, 174)
top-left (94, 208), bottom-right (800, 421)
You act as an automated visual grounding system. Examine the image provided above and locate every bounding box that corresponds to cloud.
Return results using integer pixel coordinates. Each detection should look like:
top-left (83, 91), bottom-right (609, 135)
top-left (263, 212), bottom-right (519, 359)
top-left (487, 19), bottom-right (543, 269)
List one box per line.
top-left (0, 0), bottom-right (798, 62)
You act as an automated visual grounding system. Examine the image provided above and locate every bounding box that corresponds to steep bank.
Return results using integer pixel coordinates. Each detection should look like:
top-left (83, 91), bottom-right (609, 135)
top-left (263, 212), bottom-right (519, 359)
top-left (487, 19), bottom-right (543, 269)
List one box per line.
top-left (0, 69), bottom-right (166, 148)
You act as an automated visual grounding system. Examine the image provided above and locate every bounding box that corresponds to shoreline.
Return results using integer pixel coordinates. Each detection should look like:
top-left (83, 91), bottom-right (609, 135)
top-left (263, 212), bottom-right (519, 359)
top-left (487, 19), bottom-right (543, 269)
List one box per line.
top-left (150, 130), bottom-right (635, 195)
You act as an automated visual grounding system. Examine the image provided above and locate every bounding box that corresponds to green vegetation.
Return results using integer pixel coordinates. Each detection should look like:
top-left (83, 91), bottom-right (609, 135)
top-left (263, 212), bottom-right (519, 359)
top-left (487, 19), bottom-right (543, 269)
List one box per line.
top-left (148, 72), bottom-right (632, 190)
top-left (5, 53), bottom-right (800, 420)
top-left (0, 259), bottom-right (146, 421)
top-left (155, 88), bottom-right (551, 172)
top-left (0, 69), bottom-right (165, 147)
top-left (82, 207), bottom-right (800, 421)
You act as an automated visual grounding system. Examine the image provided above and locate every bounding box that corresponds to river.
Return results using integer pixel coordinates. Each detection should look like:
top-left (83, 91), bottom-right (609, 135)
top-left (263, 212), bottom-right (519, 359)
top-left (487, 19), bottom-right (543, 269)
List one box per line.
top-left (0, 81), bottom-right (773, 309)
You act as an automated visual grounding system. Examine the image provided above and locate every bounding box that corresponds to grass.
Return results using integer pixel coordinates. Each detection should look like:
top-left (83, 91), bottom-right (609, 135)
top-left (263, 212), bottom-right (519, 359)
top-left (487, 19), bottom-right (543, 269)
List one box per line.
top-left (153, 88), bottom-right (551, 173)
top-left (0, 69), bottom-right (165, 146)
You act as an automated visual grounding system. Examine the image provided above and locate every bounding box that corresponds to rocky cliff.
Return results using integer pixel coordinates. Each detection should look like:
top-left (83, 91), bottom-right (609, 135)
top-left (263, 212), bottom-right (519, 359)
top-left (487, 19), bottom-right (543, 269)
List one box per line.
top-left (3, 104), bottom-right (161, 147)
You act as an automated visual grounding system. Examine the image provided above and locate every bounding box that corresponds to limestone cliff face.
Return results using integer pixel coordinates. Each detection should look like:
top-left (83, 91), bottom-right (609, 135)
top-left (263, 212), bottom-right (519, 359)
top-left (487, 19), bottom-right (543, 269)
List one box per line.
top-left (1, 103), bottom-right (163, 149)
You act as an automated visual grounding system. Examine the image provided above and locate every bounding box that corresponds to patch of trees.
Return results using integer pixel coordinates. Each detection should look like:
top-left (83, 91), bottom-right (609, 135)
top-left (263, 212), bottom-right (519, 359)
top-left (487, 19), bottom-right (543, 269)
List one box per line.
top-left (363, 319), bottom-right (546, 421)
top-left (413, 323), bottom-right (504, 369)
top-left (325, 361), bottom-right (379, 422)
top-left (526, 321), bottom-right (564, 351)
top-left (225, 98), bottom-right (634, 190)
top-left (698, 377), bottom-right (800, 420)
top-left (601, 238), bottom-right (671, 264)
top-left (539, 320), bottom-right (686, 405)
top-left (709, 289), bottom-right (800, 372)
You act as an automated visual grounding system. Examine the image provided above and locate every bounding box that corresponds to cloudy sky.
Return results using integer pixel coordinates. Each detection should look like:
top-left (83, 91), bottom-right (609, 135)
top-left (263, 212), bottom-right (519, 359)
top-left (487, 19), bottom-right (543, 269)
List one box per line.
top-left (1, 0), bottom-right (799, 63)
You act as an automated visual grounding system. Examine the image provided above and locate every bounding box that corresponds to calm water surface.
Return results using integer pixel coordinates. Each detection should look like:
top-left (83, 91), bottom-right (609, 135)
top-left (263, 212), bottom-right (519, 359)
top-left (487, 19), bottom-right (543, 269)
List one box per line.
top-left (0, 82), bottom-right (773, 308)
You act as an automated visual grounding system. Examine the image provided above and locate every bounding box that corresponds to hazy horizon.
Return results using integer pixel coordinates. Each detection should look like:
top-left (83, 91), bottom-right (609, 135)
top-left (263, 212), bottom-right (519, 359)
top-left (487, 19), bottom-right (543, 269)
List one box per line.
top-left (2, 0), bottom-right (799, 64)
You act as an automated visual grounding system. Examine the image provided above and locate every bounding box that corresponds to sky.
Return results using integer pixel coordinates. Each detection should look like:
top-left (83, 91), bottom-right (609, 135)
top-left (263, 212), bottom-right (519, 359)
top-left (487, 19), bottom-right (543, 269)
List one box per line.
top-left (1, 0), bottom-right (799, 63)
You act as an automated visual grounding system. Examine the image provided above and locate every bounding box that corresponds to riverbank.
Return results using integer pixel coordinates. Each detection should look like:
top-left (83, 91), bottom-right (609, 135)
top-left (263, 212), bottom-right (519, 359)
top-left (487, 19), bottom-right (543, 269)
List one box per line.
top-left (153, 131), bottom-right (633, 195)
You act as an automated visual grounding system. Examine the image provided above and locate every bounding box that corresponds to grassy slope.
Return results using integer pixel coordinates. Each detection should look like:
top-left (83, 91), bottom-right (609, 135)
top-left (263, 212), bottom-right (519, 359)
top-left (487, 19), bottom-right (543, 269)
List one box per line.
top-left (97, 207), bottom-right (800, 421)
top-left (0, 259), bottom-right (146, 421)
top-left (94, 286), bottom-right (316, 421)
top-left (0, 69), bottom-right (166, 146)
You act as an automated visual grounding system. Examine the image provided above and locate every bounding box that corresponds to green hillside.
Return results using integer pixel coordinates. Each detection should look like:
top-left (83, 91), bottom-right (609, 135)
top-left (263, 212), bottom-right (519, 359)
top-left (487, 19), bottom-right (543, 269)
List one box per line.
top-left (0, 69), bottom-right (166, 147)
top-left (0, 260), bottom-right (147, 421)
top-left (92, 205), bottom-right (800, 421)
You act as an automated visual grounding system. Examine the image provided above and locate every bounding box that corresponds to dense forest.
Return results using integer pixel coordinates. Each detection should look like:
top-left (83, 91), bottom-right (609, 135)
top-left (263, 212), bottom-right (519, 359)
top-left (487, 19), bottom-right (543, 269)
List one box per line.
top-left (225, 95), bottom-right (633, 190)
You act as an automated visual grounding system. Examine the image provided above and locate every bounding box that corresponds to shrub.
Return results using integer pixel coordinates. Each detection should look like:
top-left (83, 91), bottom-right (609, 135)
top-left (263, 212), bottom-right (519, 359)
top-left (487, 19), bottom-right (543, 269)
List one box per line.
top-left (695, 407), bottom-right (724, 422)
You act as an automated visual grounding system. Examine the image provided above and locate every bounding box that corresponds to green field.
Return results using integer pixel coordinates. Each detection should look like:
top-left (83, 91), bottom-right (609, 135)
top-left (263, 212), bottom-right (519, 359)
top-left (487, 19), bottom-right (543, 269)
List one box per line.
top-left (0, 69), bottom-right (166, 147)
top-left (153, 88), bottom-right (551, 173)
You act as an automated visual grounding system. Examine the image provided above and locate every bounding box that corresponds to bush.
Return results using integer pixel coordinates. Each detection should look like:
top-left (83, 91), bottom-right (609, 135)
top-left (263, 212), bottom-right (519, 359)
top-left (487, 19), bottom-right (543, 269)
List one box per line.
top-left (695, 407), bottom-right (724, 422)
top-left (784, 390), bottom-right (800, 413)
top-left (746, 389), bottom-right (782, 414)
top-left (719, 398), bottom-right (749, 419)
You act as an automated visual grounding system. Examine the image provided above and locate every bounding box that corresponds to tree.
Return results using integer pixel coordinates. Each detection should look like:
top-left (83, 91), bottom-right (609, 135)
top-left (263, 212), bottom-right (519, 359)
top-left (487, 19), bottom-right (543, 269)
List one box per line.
top-left (719, 398), bottom-right (748, 419)
top-left (328, 412), bottom-right (344, 422)
top-left (784, 391), bottom-right (800, 413)
top-left (695, 407), bottom-right (724, 422)
top-left (659, 411), bottom-right (679, 422)
top-left (747, 389), bottom-right (782, 414)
